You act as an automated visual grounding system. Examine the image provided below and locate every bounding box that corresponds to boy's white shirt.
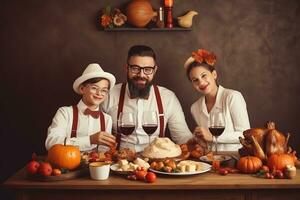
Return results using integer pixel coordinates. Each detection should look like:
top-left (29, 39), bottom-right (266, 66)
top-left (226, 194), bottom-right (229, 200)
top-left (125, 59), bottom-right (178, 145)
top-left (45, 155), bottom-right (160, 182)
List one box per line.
top-left (46, 100), bottom-right (112, 152)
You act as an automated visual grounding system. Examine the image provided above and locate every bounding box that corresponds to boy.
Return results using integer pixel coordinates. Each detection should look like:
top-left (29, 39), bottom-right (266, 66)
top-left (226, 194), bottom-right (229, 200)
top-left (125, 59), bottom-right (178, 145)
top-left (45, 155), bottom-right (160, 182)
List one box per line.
top-left (46, 63), bottom-right (116, 152)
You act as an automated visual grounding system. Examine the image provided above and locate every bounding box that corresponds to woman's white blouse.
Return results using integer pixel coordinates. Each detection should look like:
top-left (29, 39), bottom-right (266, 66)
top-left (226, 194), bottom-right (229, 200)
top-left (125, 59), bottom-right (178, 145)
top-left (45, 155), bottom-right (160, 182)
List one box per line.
top-left (190, 85), bottom-right (250, 151)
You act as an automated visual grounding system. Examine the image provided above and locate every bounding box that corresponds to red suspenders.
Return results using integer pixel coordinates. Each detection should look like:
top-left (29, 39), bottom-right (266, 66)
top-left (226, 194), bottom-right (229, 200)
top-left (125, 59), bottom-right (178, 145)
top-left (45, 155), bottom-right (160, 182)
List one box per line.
top-left (71, 105), bottom-right (105, 138)
top-left (99, 112), bottom-right (105, 131)
top-left (71, 105), bottom-right (79, 138)
top-left (116, 83), bottom-right (126, 150)
top-left (116, 83), bottom-right (164, 150)
top-left (153, 85), bottom-right (165, 137)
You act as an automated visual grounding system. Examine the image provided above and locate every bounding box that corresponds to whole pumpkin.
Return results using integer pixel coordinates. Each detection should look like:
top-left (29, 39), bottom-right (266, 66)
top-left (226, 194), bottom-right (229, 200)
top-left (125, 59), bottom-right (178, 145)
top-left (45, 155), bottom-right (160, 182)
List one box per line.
top-left (267, 153), bottom-right (295, 171)
top-left (237, 156), bottom-right (262, 173)
top-left (126, 0), bottom-right (157, 28)
top-left (47, 144), bottom-right (81, 170)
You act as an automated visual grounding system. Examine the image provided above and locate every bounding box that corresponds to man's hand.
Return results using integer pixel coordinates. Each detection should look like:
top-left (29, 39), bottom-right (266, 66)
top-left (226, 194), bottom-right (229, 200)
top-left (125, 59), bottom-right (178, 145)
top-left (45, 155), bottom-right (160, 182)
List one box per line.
top-left (193, 126), bottom-right (213, 142)
top-left (90, 131), bottom-right (116, 147)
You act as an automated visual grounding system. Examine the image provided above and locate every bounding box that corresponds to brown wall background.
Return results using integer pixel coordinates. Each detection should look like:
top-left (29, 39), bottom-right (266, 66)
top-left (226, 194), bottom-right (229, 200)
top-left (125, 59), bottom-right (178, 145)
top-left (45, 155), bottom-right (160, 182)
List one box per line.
top-left (1, 0), bottom-right (300, 186)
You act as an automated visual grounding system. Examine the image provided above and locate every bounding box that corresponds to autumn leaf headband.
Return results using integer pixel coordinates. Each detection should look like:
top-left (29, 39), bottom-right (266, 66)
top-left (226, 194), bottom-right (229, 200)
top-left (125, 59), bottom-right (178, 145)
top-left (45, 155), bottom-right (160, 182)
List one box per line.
top-left (183, 49), bottom-right (217, 70)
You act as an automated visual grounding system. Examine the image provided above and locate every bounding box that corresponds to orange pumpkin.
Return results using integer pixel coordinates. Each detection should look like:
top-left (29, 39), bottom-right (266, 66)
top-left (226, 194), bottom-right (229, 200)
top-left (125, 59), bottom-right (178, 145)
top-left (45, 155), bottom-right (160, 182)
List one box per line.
top-left (47, 144), bottom-right (81, 170)
top-left (126, 0), bottom-right (157, 28)
top-left (237, 156), bottom-right (262, 173)
top-left (267, 153), bottom-right (295, 171)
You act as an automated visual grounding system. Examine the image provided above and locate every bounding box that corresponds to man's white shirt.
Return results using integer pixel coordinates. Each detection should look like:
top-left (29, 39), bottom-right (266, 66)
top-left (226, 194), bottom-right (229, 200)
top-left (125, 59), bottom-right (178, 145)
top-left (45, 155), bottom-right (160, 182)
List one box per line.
top-left (102, 83), bottom-right (193, 152)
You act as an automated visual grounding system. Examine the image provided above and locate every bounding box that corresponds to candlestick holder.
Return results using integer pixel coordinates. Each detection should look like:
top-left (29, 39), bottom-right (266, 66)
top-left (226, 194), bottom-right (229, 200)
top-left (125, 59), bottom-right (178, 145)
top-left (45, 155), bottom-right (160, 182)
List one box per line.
top-left (164, 0), bottom-right (173, 28)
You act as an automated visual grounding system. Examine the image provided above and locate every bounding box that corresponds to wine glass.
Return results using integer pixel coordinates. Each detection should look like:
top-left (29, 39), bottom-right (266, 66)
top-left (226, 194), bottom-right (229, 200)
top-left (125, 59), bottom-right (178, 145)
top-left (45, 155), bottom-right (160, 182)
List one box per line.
top-left (142, 111), bottom-right (158, 145)
top-left (209, 110), bottom-right (225, 155)
top-left (118, 112), bottom-right (135, 147)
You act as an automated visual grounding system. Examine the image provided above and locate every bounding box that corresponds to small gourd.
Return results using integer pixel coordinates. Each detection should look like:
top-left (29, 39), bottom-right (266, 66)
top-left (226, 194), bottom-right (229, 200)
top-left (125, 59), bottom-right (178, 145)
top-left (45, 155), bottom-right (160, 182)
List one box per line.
top-left (177, 10), bottom-right (198, 28)
top-left (267, 153), bottom-right (295, 171)
top-left (237, 156), bottom-right (262, 174)
top-left (284, 165), bottom-right (296, 179)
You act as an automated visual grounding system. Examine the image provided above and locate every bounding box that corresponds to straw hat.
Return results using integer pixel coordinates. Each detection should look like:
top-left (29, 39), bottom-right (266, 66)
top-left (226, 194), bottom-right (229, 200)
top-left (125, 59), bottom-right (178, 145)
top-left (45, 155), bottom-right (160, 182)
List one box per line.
top-left (73, 63), bottom-right (116, 94)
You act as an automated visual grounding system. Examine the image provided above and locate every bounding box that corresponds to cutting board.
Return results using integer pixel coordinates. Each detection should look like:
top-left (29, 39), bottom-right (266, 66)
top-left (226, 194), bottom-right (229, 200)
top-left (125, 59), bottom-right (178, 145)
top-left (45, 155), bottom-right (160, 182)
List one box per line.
top-left (27, 167), bottom-right (89, 181)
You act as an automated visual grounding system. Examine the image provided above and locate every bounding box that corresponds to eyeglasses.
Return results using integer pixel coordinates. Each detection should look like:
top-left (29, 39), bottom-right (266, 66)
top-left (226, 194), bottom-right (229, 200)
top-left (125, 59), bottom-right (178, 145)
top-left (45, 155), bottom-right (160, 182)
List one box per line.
top-left (88, 85), bottom-right (109, 96)
top-left (128, 64), bottom-right (156, 75)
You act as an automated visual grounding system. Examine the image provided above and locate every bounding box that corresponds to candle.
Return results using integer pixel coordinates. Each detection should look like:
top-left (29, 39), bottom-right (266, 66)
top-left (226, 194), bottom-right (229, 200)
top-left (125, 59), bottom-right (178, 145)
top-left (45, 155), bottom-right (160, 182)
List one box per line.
top-left (164, 0), bottom-right (174, 7)
top-left (164, 0), bottom-right (174, 28)
top-left (212, 160), bottom-right (220, 171)
top-left (159, 7), bottom-right (163, 21)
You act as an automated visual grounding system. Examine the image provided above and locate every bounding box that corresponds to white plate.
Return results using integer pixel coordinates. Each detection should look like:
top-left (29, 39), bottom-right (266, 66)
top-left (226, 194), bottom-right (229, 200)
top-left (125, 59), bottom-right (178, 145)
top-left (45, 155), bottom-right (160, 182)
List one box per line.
top-left (139, 153), bottom-right (184, 162)
top-left (199, 155), bottom-right (231, 163)
top-left (149, 162), bottom-right (211, 176)
top-left (110, 164), bottom-right (134, 175)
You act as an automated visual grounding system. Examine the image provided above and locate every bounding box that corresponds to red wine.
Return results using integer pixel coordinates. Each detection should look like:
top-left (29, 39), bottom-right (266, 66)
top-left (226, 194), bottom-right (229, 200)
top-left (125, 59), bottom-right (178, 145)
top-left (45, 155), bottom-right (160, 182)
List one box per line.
top-left (142, 124), bottom-right (158, 136)
top-left (120, 125), bottom-right (135, 136)
top-left (209, 126), bottom-right (225, 137)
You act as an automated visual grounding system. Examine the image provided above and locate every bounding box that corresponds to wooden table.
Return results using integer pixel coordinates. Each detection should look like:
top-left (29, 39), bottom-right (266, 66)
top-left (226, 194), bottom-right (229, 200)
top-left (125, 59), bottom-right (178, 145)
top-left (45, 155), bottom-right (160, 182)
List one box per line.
top-left (2, 155), bottom-right (300, 200)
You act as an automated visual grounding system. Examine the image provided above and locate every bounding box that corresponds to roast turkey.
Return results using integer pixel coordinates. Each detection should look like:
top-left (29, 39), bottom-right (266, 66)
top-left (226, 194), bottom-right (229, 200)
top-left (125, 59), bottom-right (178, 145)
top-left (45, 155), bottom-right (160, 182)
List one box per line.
top-left (239, 121), bottom-right (291, 160)
top-left (180, 136), bottom-right (208, 159)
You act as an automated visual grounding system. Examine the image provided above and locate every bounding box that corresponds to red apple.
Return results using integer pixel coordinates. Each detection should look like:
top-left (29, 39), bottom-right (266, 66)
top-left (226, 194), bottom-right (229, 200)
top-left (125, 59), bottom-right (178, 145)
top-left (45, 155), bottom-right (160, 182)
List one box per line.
top-left (26, 160), bottom-right (40, 175)
top-left (135, 169), bottom-right (147, 181)
top-left (145, 172), bottom-right (157, 183)
top-left (38, 162), bottom-right (53, 176)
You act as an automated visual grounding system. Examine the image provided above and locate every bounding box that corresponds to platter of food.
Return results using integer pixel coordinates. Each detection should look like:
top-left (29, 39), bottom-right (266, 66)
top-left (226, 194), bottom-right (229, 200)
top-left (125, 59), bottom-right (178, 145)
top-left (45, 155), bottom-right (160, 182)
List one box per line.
top-left (141, 138), bottom-right (182, 160)
top-left (149, 161), bottom-right (211, 176)
top-left (110, 157), bottom-right (150, 175)
top-left (110, 163), bottom-right (133, 175)
top-left (199, 155), bottom-right (231, 164)
top-left (141, 155), bottom-right (184, 162)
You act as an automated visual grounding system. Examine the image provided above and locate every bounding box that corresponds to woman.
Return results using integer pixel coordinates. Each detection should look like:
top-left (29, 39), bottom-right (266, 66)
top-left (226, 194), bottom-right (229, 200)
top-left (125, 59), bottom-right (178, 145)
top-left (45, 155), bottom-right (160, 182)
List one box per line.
top-left (184, 49), bottom-right (250, 151)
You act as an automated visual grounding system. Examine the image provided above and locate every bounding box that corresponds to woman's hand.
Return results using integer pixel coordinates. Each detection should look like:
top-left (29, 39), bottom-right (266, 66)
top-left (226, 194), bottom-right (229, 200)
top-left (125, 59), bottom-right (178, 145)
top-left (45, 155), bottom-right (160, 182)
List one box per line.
top-left (90, 131), bottom-right (116, 147)
top-left (194, 126), bottom-right (213, 142)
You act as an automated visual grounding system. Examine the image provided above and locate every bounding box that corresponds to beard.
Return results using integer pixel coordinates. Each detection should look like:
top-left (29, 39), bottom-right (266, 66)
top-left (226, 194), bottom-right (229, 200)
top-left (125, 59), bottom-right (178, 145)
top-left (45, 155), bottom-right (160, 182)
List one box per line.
top-left (127, 76), bottom-right (153, 98)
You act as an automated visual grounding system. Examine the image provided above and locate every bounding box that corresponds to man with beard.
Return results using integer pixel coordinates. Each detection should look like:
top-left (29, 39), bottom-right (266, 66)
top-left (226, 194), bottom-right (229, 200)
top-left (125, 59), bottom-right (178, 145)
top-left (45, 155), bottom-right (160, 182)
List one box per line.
top-left (102, 45), bottom-right (193, 152)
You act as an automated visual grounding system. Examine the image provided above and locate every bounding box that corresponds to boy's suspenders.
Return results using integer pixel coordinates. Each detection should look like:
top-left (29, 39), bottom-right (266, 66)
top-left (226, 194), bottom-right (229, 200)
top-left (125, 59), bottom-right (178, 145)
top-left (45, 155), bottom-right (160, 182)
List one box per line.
top-left (71, 105), bottom-right (105, 138)
top-left (116, 83), bottom-right (164, 150)
top-left (71, 105), bottom-right (79, 138)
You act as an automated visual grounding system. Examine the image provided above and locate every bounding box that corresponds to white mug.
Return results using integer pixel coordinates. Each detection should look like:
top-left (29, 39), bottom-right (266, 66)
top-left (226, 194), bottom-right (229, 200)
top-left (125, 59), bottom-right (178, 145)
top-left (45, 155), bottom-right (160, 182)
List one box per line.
top-left (89, 162), bottom-right (110, 180)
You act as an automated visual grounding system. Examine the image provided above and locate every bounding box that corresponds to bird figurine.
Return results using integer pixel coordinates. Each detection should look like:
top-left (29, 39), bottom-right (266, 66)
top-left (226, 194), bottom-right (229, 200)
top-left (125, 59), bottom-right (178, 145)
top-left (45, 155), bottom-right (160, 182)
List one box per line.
top-left (177, 11), bottom-right (198, 28)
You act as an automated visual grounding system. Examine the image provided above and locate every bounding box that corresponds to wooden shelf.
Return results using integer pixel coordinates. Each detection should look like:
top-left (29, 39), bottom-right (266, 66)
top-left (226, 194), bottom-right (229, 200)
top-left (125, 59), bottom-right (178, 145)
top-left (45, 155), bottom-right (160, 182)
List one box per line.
top-left (103, 27), bottom-right (191, 32)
